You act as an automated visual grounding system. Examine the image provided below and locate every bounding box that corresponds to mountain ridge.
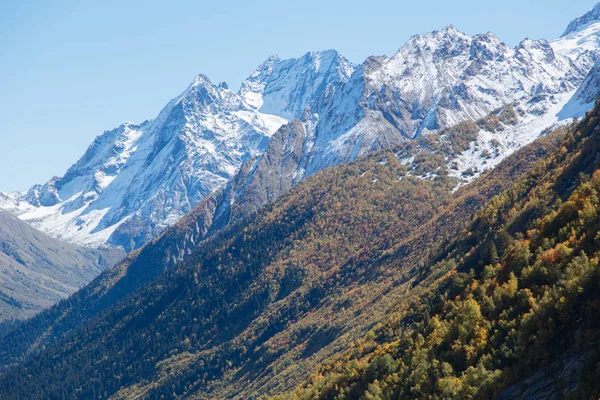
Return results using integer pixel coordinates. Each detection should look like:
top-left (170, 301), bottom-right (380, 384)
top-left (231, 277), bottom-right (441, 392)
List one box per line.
top-left (142, 16), bottom-right (600, 255)
top-left (562, 3), bottom-right (600, 37)
top-left (0, 51), bottom-right (354, 252)
top-left (1, 10), bottom-right (598, 252)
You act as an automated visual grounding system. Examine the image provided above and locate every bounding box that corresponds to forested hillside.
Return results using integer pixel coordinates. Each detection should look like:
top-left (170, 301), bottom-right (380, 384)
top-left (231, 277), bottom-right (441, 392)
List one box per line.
top-left (0, 111), bottom-right (569, 399)
top-left (277, 104), bottom-right (600, 399)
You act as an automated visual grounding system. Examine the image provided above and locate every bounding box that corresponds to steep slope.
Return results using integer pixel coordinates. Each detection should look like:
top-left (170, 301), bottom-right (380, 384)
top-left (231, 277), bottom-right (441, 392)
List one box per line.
top-left (131, 99), bottom-right (587, 269)
top-left (0, 75), bottom-right (286, 252)
top-left (0, 210), bottom-right (119, 322)
top-left (129, 107), bottom-right (513, 263)
top-left (0, 114), bottom-right (569, 399)
top-left (552, 2), bottom-right (600, 70)
top-left (0, 51), bottom-right (353, 252)
top-left (561, 58), bottom-right (600, 118)
top-left (239, 49), bottom-right (356, 119)
top-left (277, 103), bottom-right (600, 400)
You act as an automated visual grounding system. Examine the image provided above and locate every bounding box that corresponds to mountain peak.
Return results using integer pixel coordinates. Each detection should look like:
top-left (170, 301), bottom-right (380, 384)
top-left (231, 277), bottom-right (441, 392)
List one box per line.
top-left (162, 73), bottom-right (223, 115)
top-left (517, 37), bottom-right (552, 48)
top-left (265, 53), bottom-right (281, 62)
top-left (300, 49), bottom-right (353, 74)
top-left (420, 24), bottom-right (467, 39)
top-left (404, 24), bottom-right (470, 47)
top-left (239, 50), bottom-right (355, 119)
top-left (306, 48), bottom-right (341, 58)
top-left (397, 24), bottom-right (471, 60)
top-left (173, 73), bottom-right (218, 103)
top-left (562, 3), bottom-right (600, 37)
top-left (551, 4), bottom-right (600, 68)
top-left (190, 73), bottom-right (215, 88)
top-left (251, 54), bottom-right (282, 75)
top-left (441, 24), bottom-right (459, 33)
top-left (303, 49), bottom-right (339, 62)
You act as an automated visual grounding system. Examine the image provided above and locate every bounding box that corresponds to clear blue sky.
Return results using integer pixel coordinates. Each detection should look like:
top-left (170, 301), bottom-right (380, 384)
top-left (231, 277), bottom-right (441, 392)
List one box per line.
top-left (0, 0), bottom-right (597, 191)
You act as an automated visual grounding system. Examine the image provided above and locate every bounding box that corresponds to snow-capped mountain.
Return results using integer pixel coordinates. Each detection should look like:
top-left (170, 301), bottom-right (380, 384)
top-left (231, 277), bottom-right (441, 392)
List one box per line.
top-left (240, 50), bottom-right (355, 119)
top-left (296, 25), bottom-right (590, 181)
top-left (3, 5), bottom-right (600, 252)
top-left (552, 2), bottom-right (600, 71)
top-left (152, 7), bottom-right (600, 254)
top-left (0, 52), bottom-right (353, 251)
top-left (560, 58), bottom-right (600, 119)
top-left (3, 75), bottom-right (287, 251)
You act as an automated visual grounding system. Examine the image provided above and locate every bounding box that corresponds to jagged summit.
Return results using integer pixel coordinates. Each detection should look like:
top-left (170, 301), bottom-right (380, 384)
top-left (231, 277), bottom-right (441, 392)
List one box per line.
top-left (410, 24), bottom-right (463, 39)
top-left (361, 26), bottom-right (577, 136)
top-left (552, 3), bottom-right (600, 71)
top-left (562, 3), bottom-right (600, 37)
top-left (197, 23), bottom-right (596, 239)
top-left (0, 73), bottom-right (288, 251)
top-left (239, 49), bottom-right (356, 119)
top-left (399, 24), bottom-right (471, 56)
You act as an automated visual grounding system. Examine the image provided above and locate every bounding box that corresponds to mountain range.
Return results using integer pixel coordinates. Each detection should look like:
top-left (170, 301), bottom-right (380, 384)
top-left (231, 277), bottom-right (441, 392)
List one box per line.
top-left (3, 4), bottom-right (600, 399)
top-left (2, 6), bottom-right (600, 254)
